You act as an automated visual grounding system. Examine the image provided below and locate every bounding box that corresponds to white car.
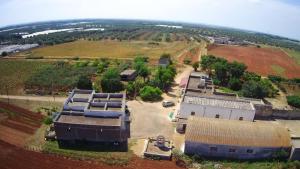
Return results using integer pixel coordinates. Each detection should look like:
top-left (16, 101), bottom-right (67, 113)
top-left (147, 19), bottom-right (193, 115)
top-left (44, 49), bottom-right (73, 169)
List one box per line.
top-left (162, 100), bottom-right (175, 107)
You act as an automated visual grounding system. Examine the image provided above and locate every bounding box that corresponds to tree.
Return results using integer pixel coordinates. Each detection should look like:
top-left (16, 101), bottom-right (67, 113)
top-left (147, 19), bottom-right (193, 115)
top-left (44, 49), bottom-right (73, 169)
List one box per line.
top-left (213, 61), bottom-right (229, 86)
top-left (228, 61), bottom-right (247, 79)
top-left (101, 68), bottom-right (123, 92)
top-left (241, 80), bottom-right (269, 99)
top-left (139, 86), bottom-right (162, 101)
top-left (77, 76), bottom-right (92, 90)
top-left (1, 51), bottom-right (8, 57)
top-left (228, 78), bottom-right (242, 91)
top-left (192, 61), bottom-right (200, 71)
top-left (134, 61), bottom-right (150, 81)
top-left (287, 95), bottom-right (300, 108)
top-left (151, 66), bottom-right (176, 91)
top-left (242, 71), bottom-right (261, 82)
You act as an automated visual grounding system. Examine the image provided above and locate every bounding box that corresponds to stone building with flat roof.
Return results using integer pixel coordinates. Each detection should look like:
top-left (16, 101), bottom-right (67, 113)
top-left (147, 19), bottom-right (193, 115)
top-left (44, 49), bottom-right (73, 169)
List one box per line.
top-left (53, 89), bottom-right (130, 148)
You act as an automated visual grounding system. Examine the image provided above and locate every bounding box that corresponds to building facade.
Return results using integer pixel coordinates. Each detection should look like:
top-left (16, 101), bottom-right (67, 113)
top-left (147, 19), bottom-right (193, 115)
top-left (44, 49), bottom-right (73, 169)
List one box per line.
top-left (54, 89), bottom-right (130, 148)
top-left (184, 117), bottom-right (291, 160)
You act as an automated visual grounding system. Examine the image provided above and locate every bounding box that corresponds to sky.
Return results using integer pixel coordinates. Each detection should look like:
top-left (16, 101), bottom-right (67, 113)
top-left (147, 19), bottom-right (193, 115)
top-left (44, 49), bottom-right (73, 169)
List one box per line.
top-left (0, 0), bottom-right (300, 40)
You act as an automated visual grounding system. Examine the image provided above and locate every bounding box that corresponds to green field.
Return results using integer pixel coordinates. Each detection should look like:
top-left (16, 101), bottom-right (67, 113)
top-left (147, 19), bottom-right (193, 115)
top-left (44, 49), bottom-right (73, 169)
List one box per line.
top-left (0, 60), bottom-right (50, 95)
top-left (19, 40), bottom-right (190, 59)
top-left (284, 48), bottom-right (300, 65)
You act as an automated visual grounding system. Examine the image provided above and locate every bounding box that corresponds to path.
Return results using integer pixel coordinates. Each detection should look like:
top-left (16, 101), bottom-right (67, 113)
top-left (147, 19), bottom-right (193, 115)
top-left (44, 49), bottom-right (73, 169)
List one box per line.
top-left (0, 95), bottom-right (66, 102)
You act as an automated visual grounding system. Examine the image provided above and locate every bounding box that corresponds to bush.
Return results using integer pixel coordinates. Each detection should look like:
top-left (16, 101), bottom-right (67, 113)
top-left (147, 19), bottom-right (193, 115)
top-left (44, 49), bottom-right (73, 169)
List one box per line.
top-left (43, 117), bottom-right (53, 125)
top-left (268, 75), bottom-right (285, 83)
top-left (183, 58), bottom-right (191, 65)
top-left (139, 86), bottom-right (162, 101)
top-left (287, 95), bottom-right (300, 108)
top-left (1, 51), bottom-right (8, 57)
top-left (77, 75), bottom-right (92, 90)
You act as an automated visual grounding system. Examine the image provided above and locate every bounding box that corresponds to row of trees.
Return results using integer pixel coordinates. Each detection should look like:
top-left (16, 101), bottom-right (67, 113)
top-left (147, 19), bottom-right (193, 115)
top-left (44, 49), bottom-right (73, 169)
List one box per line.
top-left (200, 55), bottom-right (278, 99)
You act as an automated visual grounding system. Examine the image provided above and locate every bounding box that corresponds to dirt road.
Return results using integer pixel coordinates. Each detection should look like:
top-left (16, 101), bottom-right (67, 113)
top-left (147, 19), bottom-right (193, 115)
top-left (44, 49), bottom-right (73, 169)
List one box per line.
top-left (0, 95), bottom-right (66, 102)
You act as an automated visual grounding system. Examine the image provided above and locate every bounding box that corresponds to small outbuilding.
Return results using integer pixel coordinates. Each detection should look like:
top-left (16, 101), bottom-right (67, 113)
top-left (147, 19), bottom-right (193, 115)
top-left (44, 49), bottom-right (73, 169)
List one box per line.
top-left (184, 117), bottom-right (291, 160)
top-left (158, 57), bottom-right (170, 67)
top-left (120, 69), bottom-right (137, 81)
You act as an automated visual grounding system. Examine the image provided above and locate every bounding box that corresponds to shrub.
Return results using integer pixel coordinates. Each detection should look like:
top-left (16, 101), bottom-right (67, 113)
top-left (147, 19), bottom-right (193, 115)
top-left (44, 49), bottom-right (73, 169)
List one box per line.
top-left (1, 51), bottom-right (8, 57)
top-left (139, 86), bottom-right (162, 101)
top-left (183, 58), bottom-right (191, 65)
top-left (43, 117), bottom-right (53, 125)
top-left (268, 75), bottom-right (285, 83)
top-left (77, 75), bottom-right (92, 90)
top-left (241, 80), bottom-right (269, 99)
top-left (287, 95), bottom-right (300, 108)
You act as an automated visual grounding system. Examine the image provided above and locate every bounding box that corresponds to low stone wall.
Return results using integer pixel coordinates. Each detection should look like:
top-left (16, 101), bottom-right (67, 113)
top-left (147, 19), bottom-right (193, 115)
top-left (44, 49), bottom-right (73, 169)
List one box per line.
top-left (272, 109), bottom-right (300, 120)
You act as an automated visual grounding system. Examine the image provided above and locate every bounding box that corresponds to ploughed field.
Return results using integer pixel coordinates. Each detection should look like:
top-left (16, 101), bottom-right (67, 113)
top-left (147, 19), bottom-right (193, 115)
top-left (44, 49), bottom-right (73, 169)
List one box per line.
top-left (18, 40), bottom-right (190, 59)
top-left (0, 101), bottom-right (44, 147)
top-left (208, 45), bottom-right (300, 78)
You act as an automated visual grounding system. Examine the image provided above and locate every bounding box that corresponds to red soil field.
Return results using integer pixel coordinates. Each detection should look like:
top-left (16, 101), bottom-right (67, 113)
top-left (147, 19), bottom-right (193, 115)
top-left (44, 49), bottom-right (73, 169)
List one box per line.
top-left (0, 141), bottom-right (182, 169)
top-left (208, 45), bottom-right (300, 78)
top-left (179, 47), bottom-right (200, 64)
top-left (0, 101), bottom-right (44, 146)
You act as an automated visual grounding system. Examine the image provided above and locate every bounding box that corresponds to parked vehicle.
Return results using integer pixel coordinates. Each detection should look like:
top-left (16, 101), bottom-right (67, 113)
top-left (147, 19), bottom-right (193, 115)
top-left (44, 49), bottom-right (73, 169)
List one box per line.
top-left (44, 124), bottom-right (56, 141)
top-left (162, 100), bottom-right (175, 107)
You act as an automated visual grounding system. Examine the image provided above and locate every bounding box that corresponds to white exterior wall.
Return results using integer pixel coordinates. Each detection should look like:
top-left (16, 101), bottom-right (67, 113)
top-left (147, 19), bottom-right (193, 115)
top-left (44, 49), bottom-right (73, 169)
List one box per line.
top-left (184, 141), bottom-right (288, 160)
top-left (179, 102), bottom-right (255, 121)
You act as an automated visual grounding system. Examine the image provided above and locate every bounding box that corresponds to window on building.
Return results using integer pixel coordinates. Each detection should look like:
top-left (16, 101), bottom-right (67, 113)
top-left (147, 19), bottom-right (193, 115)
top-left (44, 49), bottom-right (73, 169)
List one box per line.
top-left (210, 146), bottom-right (218, 152)
top-left (229, 148), bottom-right (236, 153)
top-left (191, 111), bottom-right (195, 116)
top-left (246, 149), bottom-right (254, 153)
top-left (239, 117), bottom-right (244, 121)
top-left (215, 114), bottom-right (220, 118)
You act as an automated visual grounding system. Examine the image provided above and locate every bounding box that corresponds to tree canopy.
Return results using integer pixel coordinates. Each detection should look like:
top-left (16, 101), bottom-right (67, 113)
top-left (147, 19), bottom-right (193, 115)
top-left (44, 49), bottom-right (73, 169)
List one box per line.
top-left (100, 68), bottom-right (123, 93)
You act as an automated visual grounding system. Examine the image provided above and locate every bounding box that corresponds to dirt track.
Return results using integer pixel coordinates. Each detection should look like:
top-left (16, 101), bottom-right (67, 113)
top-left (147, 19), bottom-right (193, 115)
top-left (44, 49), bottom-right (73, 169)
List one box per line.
top-left (208, 45), bottom-right (300, 78)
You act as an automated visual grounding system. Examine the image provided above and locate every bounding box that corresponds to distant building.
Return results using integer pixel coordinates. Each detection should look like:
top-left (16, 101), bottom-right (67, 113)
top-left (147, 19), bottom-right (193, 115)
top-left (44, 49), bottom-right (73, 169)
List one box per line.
top-left (184, 117), bottom-right (291, 160)
top-left (53, 89), bottom-right (130, 148)
top-left (120, 69), bottom-right (137, 81)
top-left (158, 57), bottom-right (170, 67)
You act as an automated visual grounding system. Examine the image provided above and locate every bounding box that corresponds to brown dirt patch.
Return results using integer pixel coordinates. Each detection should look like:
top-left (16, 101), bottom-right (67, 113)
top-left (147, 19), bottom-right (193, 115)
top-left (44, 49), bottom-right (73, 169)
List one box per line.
top-left (178, 47), bottom-right (200, 64)
top-left (208, 45), bottom-right (300, 78)
top-left (0, 140), bottom-right (182, 169)
top-left (0, 101), bottom-right (44, 147)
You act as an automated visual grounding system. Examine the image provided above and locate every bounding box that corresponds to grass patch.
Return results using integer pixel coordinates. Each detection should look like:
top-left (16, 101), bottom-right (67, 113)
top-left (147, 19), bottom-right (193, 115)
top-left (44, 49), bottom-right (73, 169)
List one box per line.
top-left (43, 141), bottom-right (133, 165)
top-left (0, 60), bottom-right (50, 95)
top-left (173, 149), bottom-right (295, 169)
top-left (271, 64), bottom-right (286, 76)
top-left (19, 40), bottom-right (190, 59)
top-left (284, 48), bottom-right (300, 65)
